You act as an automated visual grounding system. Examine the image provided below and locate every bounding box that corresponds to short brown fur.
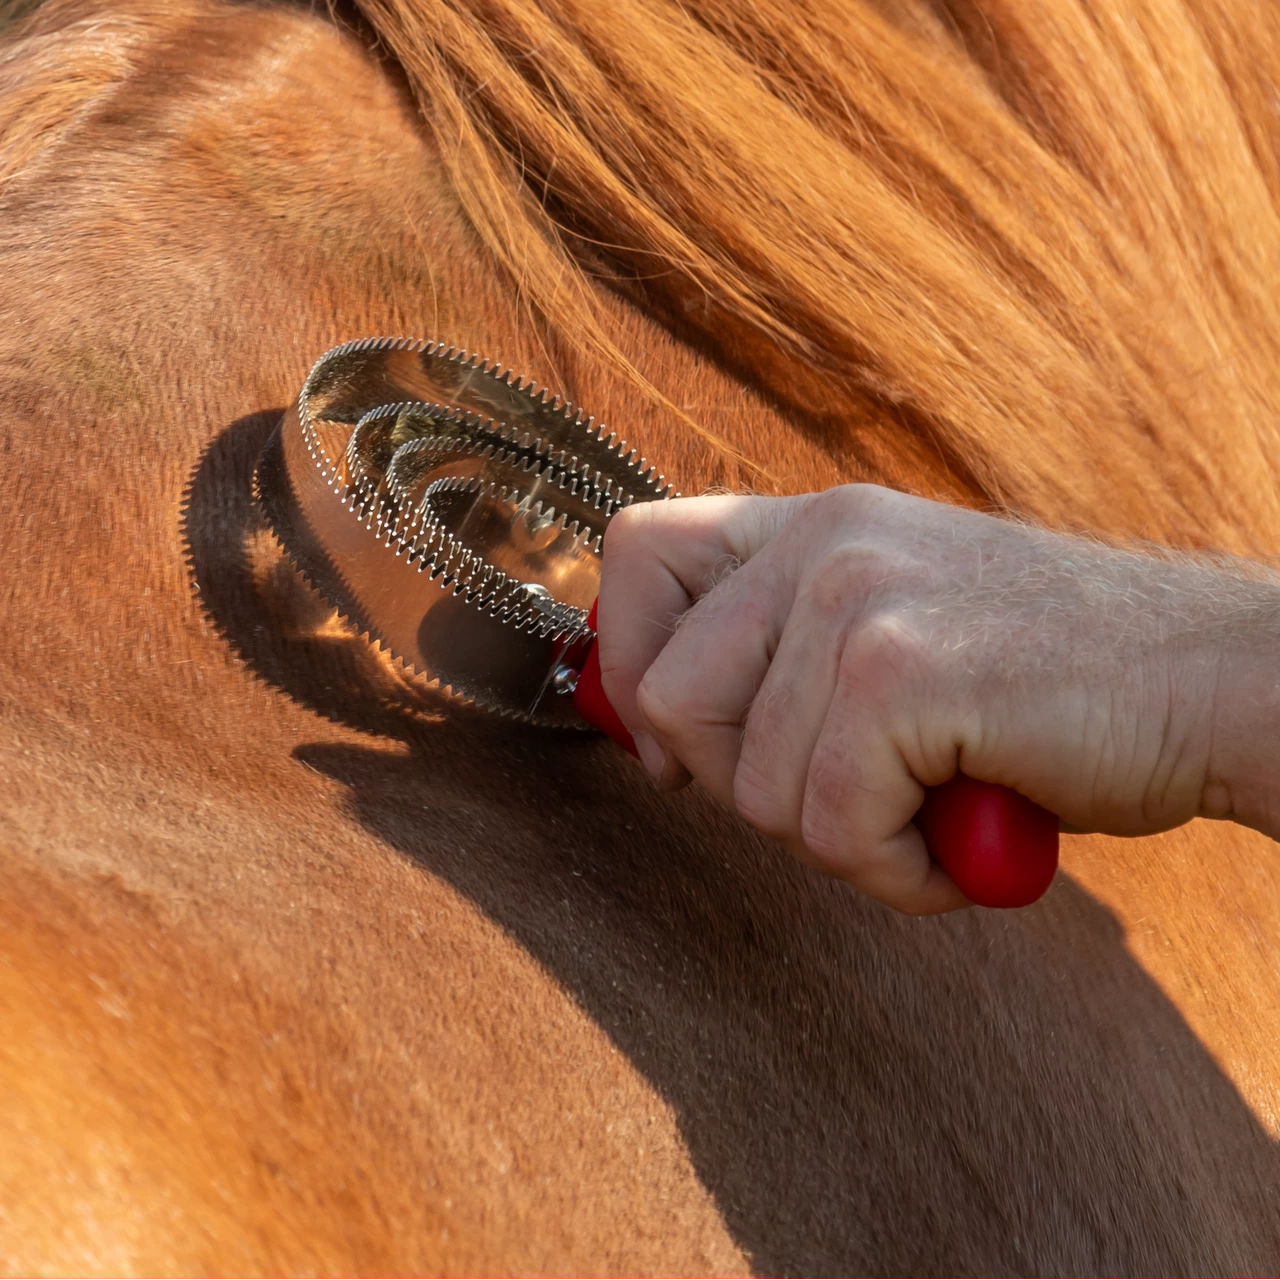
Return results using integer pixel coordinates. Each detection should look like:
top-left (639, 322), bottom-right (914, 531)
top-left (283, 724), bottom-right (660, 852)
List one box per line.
top-left (4, 0), bottom-right (1280, 1273)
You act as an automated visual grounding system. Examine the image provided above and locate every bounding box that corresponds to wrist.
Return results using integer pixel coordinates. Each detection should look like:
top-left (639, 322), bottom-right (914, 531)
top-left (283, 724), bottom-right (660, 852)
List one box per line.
top-left (1202, 585), bottom-right (1280, 837)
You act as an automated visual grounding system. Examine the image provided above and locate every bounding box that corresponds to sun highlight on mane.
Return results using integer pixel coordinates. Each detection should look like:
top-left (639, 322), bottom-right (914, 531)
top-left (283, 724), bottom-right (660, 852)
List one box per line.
top-left (346, 0), bottom-right (1280, 550)
top-left (7, 0), bottom-right (1280, 1273)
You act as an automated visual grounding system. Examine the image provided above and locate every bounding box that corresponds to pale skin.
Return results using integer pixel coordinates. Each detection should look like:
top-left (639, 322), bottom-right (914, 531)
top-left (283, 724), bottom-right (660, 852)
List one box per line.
top-left (598, 484), bottom-right (1280, 914)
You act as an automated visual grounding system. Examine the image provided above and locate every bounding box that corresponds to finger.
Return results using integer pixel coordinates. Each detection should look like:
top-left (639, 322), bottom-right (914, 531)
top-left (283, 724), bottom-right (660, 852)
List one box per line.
top-left (797, 634), bottom-right (969, 914)
top-left (597, 492), bottom-right (811, 734)
top-left (731, 542), bottom-right (899, 846)
top-left (631, 542), bottom-right (796, 807)
top-left (731, 574), bottom-right (850, 842)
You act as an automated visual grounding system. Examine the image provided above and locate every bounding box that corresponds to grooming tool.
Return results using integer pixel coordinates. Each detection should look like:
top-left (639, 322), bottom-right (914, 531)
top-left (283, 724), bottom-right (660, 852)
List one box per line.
top-left (255, 338), bottom-right (1059, 907)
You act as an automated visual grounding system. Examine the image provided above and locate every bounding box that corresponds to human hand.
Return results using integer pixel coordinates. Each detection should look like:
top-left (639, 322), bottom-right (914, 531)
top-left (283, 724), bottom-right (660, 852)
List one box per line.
top-left (598, 484), bottom-right (1258, 913)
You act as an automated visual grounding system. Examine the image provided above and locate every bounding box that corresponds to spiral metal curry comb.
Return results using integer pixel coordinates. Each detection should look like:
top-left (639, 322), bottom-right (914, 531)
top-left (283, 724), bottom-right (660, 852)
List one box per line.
top-left (255, 339), bottom-right (1060, 908)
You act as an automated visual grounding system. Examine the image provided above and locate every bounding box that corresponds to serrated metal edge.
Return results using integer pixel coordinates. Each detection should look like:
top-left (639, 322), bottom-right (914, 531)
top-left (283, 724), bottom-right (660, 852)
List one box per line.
top-left (300, 336), bottom-right (675, 501)
top-left (252, 427), bottom-right (554, 721)
top-left (334, 431), bottom-right (602, 641)
top-left (264, 337), bottom-right (676, 722)
top-left (296, 338), bottom-right (672, 619)
top-left (405, 468), bottom-right (602, 630)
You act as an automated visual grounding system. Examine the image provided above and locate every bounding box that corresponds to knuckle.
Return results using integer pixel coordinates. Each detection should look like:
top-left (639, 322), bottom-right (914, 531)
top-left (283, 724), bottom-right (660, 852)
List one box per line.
top-left (601, 500), bottom-right (653, 560)
top-left (732, 684), bottom-right (796, 836)
top-left (820, 481), bottom-right (873, 519)
top-left (798, 793), bottom-right (852, 879)
top-left (732, 753), bottom-right (791, 838)
top-left (797, 748), bottom-right (858, 878)
top-left (814, 482), bottom-right (901, 528)
top-left (635, 668), bottom-right (683, 737)
top-left (705, 579), bottom-right (766, 631)
top-left (840, 610), bottom-right (931, 695)
top-left (802, 542), bottom-right (888, 620)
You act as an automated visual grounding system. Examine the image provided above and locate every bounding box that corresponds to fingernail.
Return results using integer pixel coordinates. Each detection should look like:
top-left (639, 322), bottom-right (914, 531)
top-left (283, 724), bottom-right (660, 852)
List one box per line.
top-left (632, 731), bottom-right (666, 781)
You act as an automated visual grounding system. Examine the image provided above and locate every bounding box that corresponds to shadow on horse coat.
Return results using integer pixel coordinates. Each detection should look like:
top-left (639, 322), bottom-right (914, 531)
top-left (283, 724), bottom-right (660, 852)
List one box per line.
top-left (5, 0), bottom-right (1280, 1273)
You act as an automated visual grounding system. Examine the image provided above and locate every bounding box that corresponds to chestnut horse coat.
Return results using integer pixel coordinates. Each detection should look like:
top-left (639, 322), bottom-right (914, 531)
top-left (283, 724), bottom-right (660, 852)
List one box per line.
top-left (3, 0), bottom-right (1280, 1273)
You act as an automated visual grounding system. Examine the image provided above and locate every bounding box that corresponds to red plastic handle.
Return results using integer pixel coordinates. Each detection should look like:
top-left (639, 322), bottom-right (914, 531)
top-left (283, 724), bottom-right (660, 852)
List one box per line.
top-left (570, 602), bottom-right (1059, 908)
top-left (916, 773), bottom-right (1058, 908)
top-left (571, 608), bottom-right (638, 757)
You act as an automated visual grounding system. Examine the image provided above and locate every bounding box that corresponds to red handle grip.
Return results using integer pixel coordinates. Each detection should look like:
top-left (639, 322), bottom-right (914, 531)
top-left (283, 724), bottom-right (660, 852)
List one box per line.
top-left (570, 603), bottom-right (1059, 908)
top-left (916, 773), bottom-right (1058, 908)
top-left (571, 616), bottom-right (638, 757)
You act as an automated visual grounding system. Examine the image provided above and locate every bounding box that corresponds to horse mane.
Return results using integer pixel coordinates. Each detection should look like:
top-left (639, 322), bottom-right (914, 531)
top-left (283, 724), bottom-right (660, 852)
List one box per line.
top-left (343, 0), bottom-right (1280, 547)
top-left (7, 0), bottom-right (1280, 537)
top-left (7, 3), bottom-right (1280, 1270)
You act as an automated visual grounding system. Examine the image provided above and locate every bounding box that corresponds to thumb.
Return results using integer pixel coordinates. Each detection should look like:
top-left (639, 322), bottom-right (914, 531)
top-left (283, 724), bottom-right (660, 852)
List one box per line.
top-left (597, 493), bottom-right (813, 739)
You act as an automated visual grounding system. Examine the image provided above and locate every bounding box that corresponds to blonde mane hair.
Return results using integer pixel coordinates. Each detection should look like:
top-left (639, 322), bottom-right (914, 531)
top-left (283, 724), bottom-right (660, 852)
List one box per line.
top-left (346, 0), bottom-right (1280, 548)
top-left (6, 3), bottom-right (1280, 1272)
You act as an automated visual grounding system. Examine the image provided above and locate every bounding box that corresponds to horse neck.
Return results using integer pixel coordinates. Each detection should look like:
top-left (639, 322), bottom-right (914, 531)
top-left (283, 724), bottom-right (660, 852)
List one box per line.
top-left (4, 3), bottom-right (1280, 1276)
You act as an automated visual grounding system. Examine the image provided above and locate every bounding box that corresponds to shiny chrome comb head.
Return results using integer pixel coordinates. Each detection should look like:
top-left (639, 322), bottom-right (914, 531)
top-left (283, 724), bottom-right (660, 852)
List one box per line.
top-left (254, 338), bottom-right (674, 725)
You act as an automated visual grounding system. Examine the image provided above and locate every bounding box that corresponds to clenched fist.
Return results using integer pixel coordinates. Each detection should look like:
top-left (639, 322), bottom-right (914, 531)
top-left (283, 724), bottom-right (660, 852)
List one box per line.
top-left (598, 485), bottom-right (1280, 913)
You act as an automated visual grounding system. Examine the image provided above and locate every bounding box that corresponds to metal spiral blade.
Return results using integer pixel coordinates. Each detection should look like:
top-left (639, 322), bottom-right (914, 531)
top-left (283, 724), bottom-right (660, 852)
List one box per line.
top-left (254, 338), bottom-right (672, 726)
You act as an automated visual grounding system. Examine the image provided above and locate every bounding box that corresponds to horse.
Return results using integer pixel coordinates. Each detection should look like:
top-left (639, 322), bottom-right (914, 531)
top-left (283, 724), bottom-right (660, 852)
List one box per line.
top-left (4, 0), bottom-right (1280, 1272)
